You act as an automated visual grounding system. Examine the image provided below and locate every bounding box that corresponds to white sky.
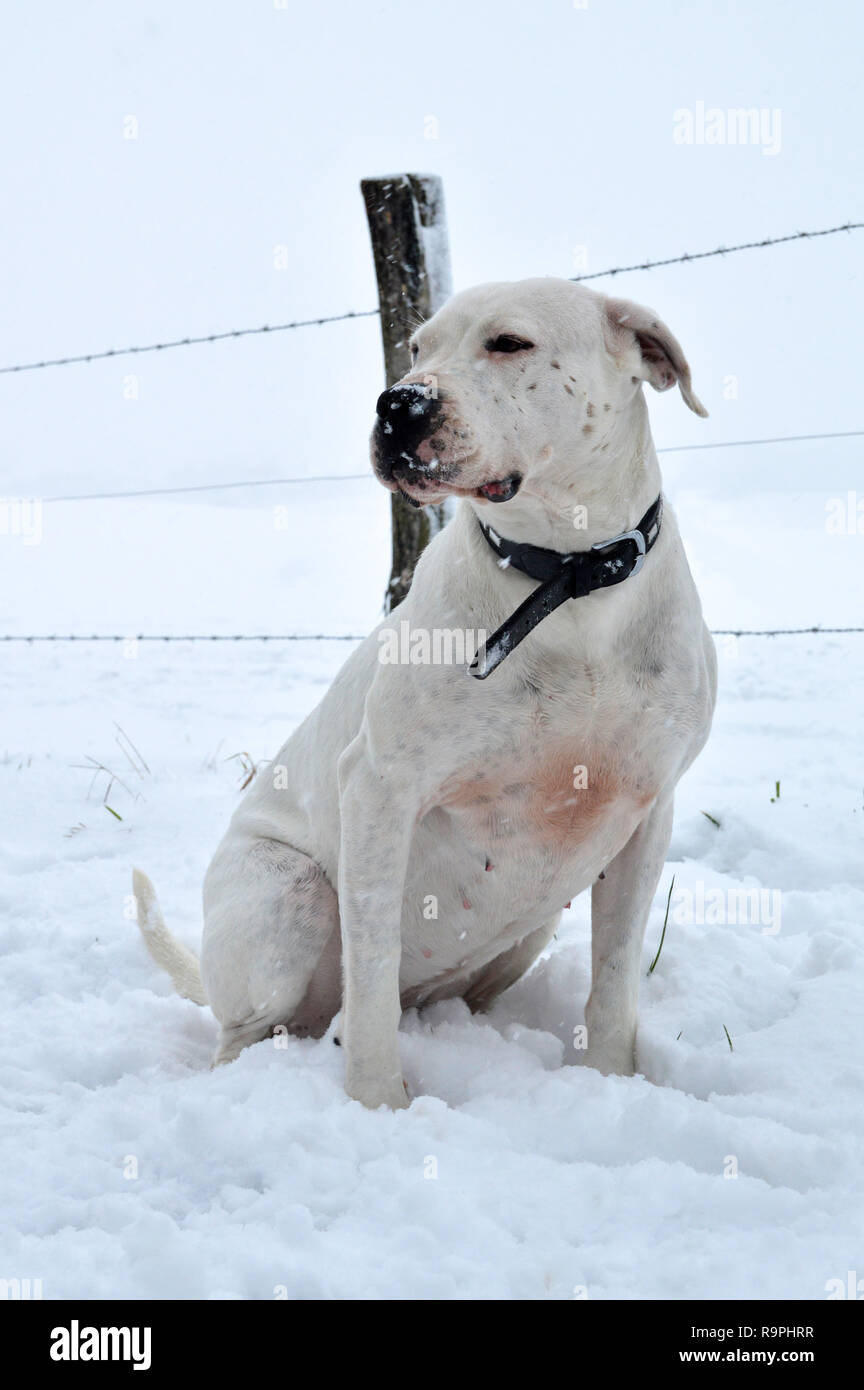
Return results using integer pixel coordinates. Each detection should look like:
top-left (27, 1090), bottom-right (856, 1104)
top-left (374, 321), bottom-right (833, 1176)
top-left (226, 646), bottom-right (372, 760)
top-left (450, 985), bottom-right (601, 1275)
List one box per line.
top-left (2, 1), bottom-right (861, 508)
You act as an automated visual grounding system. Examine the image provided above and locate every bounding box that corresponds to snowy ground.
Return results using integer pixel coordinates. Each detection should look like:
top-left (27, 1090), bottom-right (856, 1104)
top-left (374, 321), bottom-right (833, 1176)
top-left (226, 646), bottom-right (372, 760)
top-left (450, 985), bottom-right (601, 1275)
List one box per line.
top-left (2, 477), bottom-right (863, 1301)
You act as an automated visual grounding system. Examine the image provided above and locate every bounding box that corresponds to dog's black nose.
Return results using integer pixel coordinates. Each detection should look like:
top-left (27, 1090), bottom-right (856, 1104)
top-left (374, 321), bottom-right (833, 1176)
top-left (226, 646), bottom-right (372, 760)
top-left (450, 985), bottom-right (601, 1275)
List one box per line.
top-left (376, 384), bottom-right (435, 423)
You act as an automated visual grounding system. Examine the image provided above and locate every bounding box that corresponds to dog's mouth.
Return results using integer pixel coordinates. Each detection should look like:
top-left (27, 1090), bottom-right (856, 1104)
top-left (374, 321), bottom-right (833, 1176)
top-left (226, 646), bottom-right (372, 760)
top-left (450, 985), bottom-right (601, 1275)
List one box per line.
top-left (395, 483), bottom-right (429, 510)
top-left (475, 474), bottom-right (522, 503)
top-left (393, 472), bottom-right (523, 508)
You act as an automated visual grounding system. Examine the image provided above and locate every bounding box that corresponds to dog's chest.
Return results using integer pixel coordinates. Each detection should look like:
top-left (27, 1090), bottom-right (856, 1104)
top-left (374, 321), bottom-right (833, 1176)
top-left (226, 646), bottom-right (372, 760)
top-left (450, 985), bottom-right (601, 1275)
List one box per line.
top-left (399, 685), bottom-right (664, 989)
top-left (437, 657), bottom-right (663, 836)
top-left (433, 732), bottom-right (656, 854)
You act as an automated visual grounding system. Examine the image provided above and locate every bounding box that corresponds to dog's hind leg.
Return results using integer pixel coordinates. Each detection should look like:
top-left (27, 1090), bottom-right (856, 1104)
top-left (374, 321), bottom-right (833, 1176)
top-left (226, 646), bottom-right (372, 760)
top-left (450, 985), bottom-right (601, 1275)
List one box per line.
top-left (461, 917), bottom-right (560, 1013)
top-left (201, 838), bottom-right (341, 1066)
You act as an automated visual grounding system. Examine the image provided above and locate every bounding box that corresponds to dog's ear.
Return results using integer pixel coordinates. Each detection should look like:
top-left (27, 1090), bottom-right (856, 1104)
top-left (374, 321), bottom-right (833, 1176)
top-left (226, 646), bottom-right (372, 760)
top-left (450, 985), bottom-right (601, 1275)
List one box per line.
top-left (603, 297), bottom-right (708, 417)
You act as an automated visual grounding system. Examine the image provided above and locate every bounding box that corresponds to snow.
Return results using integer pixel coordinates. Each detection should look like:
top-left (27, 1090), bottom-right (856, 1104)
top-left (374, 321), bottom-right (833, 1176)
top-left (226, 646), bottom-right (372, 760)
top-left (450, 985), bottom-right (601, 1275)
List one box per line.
top-left (418, 206), bottom-right (453, 316)
top-left (1, 471), bottom-right (862, 1301)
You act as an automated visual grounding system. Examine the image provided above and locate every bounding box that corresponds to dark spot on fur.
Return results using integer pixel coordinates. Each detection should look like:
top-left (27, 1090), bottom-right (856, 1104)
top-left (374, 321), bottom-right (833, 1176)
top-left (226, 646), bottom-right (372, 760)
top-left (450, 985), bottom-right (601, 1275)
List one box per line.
top-left (582, 423), bottom-right (593, 435)
top-left (603, 403), bottom-right (611, 412)
top-left (638, 656), bottom-right (666, 680)
top-left (586, 402), bottom-right (596, 417)
top-left (527, 383), bottom-right (537, 390)
top-left (564, 384), bottom-right (574, 396)
top-left (551, 360), bottom-right (561, 369)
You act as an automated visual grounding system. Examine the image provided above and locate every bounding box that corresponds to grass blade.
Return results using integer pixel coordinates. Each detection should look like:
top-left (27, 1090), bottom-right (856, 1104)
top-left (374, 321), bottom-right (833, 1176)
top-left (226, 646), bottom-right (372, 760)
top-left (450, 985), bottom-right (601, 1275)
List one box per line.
top-left (648, 874), bottom-right (675, 975)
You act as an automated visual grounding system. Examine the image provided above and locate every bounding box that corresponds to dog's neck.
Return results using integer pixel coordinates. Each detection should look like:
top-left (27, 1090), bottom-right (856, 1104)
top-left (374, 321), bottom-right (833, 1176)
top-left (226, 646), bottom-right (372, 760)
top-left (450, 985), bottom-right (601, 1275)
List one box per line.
top-left (468, 408), bottom-right (660, 555)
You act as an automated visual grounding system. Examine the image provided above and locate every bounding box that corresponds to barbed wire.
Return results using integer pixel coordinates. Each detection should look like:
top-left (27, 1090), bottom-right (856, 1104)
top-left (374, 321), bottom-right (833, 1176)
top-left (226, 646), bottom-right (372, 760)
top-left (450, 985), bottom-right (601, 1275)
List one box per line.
top-left (1, 628), bottom-right (862, 643)
top-left (43, 473), bottom-right (371, 503)
top-left (32, 426), bottom-right (864, 504)
top-left (659, 428), bottom-right (864, 454)
top-left (570, 221), bottom-right (863, 282)
top-left (709, 627), bottom-right (864, 636)
top-left (0, 309), bottom-right (380, 376)
top-left (1, 221), bottom-right (860, 377)
top-left (0, 633), bottom-right (364, 642)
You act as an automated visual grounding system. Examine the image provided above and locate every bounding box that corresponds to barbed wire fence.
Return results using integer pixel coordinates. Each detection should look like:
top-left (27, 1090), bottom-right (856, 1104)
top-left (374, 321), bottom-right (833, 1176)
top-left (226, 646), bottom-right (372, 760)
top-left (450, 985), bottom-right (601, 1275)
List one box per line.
top-left (34, 427), bottom-right (864, 504)
top-left (3, 214), bottom-right (862, 643)
top-left (2, 221), bottom-right (860, 378)
top-left (1, 628), bottom-right (862, 643)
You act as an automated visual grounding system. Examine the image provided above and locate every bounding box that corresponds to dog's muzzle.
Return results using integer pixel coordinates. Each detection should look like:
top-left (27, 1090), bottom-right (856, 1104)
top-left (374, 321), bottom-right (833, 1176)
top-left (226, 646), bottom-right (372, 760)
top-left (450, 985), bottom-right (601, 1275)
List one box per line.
top-left (374, 384), bottom-right (442, 483)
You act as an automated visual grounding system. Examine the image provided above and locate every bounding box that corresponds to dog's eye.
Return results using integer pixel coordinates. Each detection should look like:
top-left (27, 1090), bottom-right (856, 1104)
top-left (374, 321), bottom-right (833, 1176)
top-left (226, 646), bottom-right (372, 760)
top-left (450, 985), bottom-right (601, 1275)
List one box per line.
top-left (409, 343), bottom-right (419, 361)
top-left (485, 334), bottom-right (534, 354)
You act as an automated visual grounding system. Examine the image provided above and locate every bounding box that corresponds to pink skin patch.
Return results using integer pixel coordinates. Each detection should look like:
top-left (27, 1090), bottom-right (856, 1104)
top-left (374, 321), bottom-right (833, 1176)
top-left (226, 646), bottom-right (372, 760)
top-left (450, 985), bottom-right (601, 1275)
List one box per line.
top-left (438, 751), bottom-right (657, 851)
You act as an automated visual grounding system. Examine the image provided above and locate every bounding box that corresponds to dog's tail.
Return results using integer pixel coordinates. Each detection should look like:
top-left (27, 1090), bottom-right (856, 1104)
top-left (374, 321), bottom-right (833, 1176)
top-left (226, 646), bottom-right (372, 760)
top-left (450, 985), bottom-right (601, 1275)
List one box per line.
top-left (131, 868), bottom-right (209, 1006)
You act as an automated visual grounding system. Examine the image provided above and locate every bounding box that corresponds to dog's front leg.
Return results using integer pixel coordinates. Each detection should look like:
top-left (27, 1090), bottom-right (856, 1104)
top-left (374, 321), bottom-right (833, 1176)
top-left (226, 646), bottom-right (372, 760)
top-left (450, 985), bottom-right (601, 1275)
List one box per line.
top-left (336, 734), bottom-right (414, 1110)
top-left (584, 795), bottom-right (674, 1077)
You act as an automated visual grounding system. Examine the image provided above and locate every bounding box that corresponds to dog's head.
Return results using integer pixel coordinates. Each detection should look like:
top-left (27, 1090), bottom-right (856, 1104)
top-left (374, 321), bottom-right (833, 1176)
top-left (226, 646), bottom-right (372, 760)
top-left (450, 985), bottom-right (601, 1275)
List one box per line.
top-left (371, 278), bottom-right (706, 523)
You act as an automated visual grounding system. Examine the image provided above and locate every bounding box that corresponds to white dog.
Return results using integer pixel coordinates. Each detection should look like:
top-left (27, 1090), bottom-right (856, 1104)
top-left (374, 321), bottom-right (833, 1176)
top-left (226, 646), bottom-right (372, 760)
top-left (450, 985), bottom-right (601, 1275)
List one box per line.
top-left (133, 278), bottom-right (716, 1110)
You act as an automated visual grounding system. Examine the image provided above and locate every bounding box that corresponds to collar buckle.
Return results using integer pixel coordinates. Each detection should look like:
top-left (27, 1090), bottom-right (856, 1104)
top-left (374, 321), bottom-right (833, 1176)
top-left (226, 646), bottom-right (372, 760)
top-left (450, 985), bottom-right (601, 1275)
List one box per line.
top-left (590, 526), bottom-right (647, 578)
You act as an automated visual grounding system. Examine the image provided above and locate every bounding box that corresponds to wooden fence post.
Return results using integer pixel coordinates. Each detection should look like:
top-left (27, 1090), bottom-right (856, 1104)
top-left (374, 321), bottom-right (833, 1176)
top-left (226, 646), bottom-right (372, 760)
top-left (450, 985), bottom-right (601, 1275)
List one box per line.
top-left (361, 174), bottom-right (453, 611)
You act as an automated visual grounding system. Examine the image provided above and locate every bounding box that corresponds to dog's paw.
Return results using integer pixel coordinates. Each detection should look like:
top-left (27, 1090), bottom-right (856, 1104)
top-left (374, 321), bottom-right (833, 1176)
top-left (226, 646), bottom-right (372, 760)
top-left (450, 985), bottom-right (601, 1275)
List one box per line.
top-left (346, 1074), bottom-right (410, 1111)
top-left (581, 1047), bottom-right (636, 1078)
top-left (580, 1035), bottom-right (637, 1078)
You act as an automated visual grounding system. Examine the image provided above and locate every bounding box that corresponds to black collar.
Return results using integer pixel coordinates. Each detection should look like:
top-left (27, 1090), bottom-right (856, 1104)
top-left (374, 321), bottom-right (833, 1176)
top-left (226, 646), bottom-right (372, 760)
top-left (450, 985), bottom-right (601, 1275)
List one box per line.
top-left (468, 494), bottom-right (663, 679)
